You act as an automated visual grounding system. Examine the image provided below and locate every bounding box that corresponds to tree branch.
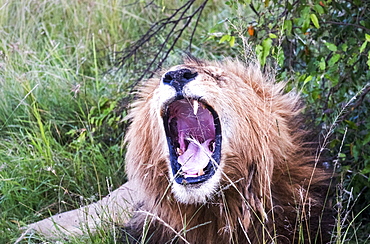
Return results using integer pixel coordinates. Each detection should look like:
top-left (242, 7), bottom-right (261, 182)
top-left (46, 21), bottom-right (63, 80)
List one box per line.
top-left (113, 0), bottom-right (209, 88)
top-left (324, 20), bottom-right (370, 32)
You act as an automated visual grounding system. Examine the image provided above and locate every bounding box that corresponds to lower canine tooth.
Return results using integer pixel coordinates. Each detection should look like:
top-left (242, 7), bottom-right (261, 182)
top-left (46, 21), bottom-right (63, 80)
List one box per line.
top-left (177, 148), bottom-right (183, 156)
top-left (198, 168), bottom-right (204, 176)
top-left (193, 100), bottom-right (199, 115)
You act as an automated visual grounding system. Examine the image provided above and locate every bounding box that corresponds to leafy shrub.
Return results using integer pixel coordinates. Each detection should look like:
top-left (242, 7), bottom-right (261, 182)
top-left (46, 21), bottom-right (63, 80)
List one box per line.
top-left (211, 0), bottom-right (370, 240)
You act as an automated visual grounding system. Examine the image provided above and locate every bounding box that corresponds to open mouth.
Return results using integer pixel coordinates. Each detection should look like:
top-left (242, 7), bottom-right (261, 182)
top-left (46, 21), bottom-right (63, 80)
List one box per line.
top-left (163, 98), bottom-right (222, 185)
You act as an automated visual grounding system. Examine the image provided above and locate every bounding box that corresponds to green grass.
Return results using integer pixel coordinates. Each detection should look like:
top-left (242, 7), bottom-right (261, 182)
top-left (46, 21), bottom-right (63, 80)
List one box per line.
top-left (0, 0), bottom-right (368, 243)
top-left (0, 1), bottom-right (151, 242)
top-left (0, 1), bottom-right (222, 243)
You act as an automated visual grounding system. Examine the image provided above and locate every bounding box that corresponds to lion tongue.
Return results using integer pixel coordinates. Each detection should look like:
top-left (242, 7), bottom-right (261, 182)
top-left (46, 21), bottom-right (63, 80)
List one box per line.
top-left (178, 139), bottom-right (212, 177)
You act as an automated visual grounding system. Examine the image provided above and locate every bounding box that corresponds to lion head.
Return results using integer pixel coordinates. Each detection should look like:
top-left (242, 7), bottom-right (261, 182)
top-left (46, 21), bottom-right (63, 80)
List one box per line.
top-left (124, 58), bottom-right (331, 243)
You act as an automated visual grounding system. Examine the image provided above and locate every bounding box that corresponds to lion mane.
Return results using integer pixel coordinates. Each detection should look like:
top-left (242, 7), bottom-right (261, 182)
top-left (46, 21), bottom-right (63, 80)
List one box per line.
top-left (123, 58), bottom-right (332, 243)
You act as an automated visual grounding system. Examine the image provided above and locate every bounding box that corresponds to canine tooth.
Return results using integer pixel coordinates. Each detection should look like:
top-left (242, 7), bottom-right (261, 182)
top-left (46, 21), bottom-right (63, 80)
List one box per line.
top-left (198, 168), bottom-right (204, 176)
top-left (177, 148), bottom-right (183, 156)
top-left (193, 100), bottom-right (199, 115)
top-left (210, 141), bottom-right (215, 152)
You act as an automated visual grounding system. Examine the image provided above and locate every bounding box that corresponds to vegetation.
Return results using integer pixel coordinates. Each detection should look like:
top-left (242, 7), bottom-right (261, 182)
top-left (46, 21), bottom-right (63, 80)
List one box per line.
top-left (0, 0), bottom-right (368, 243)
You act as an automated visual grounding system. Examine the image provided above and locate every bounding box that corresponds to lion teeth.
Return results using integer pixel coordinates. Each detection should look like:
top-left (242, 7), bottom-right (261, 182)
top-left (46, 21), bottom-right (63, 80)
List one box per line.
top-left (177, 148), bottom-right (183, 156)
top-left (210, 141), bottom-right (215, 152)
top-left (193, 100), bottom-right (199, 115)
top-left (198, 168), bottom-right (204, 176)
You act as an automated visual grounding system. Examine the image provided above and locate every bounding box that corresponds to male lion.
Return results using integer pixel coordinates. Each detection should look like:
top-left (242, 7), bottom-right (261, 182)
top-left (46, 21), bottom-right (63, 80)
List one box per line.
top-left (24, 58), bottom-right (332, 243)
top-left (123, 58), bottom-right (332, 243)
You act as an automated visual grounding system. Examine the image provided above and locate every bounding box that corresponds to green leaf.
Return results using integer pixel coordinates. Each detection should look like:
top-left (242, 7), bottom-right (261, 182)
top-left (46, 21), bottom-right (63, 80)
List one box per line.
top-left (360, 41), bottom-right (367, 53)
top-left (361, 164), bottom-right (370, 175)
top-left (366, 33), bottom-right (370, 42)
top-left (352, 144), bottom-right (360, 161)
top-left (325, 42), bottom-right (337, 52)
top-left (284, 20), bottom-right (292, 36)
top-left (229, 36), bottom-right (235, 47)
top-left (328, 53), bottom-right (341, 66)
top-left (313, 4), bottom-right (324, 14)
top-left (255, 44), bottom-right (264, 65)
top-left (310, 13), bottom-right (320, 29)
top-left (302, 18), bottom-right (310, 33)
top-left (338, 153), bottom-right (346, 159)
top-left (277, 49), bottom-right (285, 67)
top-left (319, 57), bottom-right (326, 70)
top-left (344, 120), bottom-right (358, 130)
top-left (363, 133), bottom-right (370, 146)
top-left (303, 75), bottom-right (312, 85)
top-left (262, 38), bottom-right (273, 63)
top-left (219, 34), bottom-right (231, 44)
top-left (300, 7), bottom-right (311, 33)
top-left (269, 33), bottom-right (277, 39)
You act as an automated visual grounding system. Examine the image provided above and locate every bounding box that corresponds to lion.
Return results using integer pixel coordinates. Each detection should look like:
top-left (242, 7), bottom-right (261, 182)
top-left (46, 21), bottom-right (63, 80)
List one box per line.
top-left (122, 58), bottom-right (332, 243)
top-left (23, 58), bottom-right (332, 243)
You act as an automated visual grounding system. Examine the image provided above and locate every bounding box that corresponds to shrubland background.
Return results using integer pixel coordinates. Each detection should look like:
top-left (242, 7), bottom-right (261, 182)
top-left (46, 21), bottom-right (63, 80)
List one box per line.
top-left (0, 0), bottom-right (369, 243)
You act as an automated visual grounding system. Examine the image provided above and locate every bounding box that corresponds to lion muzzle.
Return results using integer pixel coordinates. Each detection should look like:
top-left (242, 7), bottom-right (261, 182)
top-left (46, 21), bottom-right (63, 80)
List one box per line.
top-left (161, 68), bottom-right (222, 189)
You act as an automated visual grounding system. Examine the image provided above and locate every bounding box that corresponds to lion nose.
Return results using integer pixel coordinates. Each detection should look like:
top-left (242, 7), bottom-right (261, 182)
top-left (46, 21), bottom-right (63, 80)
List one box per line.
top-left (162, 69), bottom-right (198, 95)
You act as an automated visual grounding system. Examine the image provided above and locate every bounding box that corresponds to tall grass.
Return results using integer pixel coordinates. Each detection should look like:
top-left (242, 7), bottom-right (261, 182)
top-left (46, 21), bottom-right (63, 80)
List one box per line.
top-left (0, 0), bottom-right (367, 243)
top-left (0, 1), bottom-right (159, 243)
top-left (0, 1), bottom-right (227, 242)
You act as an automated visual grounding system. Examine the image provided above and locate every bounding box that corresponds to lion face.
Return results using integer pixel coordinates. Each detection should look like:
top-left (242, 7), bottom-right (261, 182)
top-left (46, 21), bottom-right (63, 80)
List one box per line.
top-left (147, 61), bottom-right (260, 204)
top-left (155, 66), bottom-right (223, 204)
top-left (127, 59), bottom-right (294, 205)
top-left (145, 60), bottom-right (276, 204)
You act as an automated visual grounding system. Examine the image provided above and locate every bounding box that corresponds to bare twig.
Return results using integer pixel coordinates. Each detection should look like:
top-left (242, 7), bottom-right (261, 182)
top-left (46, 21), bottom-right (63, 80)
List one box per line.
top-left (338, 84), bottom-right (370, 123)
top-left (114, 0), bottom-right (209, 88)
top-left (324, 21), bottom-right (370, 32)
